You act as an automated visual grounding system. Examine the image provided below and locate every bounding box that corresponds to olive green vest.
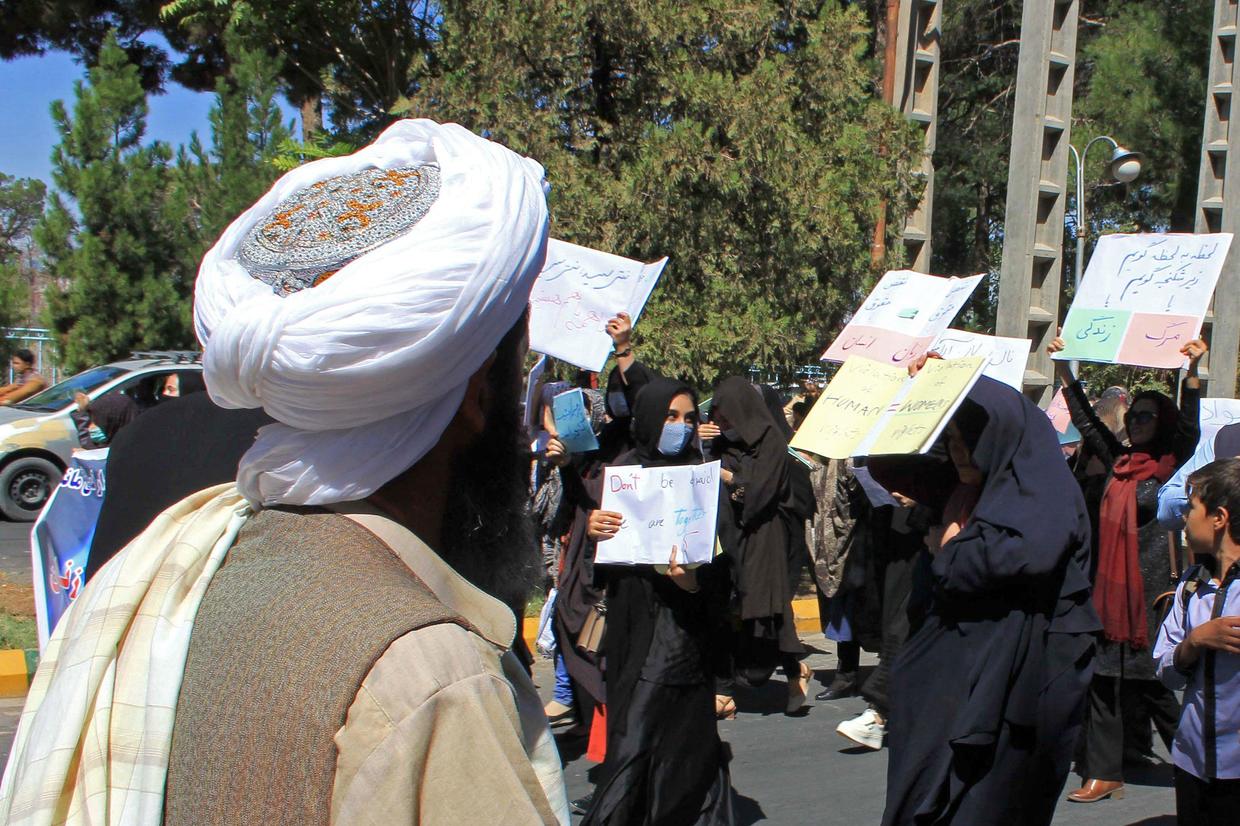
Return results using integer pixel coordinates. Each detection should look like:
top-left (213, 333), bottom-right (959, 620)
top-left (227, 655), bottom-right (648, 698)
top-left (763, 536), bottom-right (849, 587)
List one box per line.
top-left (164, 508), bottom-right (469, 826)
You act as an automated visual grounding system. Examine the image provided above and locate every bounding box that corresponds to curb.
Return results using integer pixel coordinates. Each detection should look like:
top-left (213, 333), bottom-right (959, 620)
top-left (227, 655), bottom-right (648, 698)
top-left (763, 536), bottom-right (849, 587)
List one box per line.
top-left (0, 600), bottom-right (824, 695)
top-left (0, 648), bottom-right (37, 697)
top-left (522, 596), bottom-right (822, 652)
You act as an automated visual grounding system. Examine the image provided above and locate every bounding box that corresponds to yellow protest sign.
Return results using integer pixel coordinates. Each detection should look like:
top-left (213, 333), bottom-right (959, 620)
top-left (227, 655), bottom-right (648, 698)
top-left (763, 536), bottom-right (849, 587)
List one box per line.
top-left (790, 358), bottom-right (908, 459)
top-left (867, 356), bottom-right (986, 455)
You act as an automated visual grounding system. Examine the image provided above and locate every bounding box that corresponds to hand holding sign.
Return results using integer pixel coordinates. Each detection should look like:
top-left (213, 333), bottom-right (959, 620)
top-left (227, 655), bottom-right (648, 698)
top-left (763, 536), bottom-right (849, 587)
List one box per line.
top-left (552, 388), bottom-right (600, 454)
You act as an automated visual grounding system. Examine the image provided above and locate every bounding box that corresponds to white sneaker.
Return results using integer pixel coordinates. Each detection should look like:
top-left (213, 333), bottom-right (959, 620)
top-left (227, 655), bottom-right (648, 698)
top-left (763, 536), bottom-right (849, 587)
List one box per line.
top-left (836, 708), bottom-right (885, 751)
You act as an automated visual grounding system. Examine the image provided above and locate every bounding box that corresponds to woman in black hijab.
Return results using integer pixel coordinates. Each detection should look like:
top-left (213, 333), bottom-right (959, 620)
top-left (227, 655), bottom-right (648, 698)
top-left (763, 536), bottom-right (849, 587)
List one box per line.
top-left (582, 377), bottom-right (734, 826)
top-left (708, 376), bottom-right (815, 712)
top-left (81, 393), bottom-right (140, 448)
top-left (870, 376), bottom-right (1100, 826)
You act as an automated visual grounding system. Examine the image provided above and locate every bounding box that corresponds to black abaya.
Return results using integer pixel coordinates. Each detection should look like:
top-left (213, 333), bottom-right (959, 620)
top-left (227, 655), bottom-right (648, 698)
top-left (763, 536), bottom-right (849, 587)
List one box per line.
top-left (584, 378), bottom-right (734, 826)
top-left (872, 377), bottom-right (1101, 826)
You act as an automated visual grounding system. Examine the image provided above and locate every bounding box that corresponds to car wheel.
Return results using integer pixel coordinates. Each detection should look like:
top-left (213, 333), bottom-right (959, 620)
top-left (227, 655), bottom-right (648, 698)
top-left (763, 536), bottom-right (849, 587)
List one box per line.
top-left (0, 457), bottom-right (62, 522)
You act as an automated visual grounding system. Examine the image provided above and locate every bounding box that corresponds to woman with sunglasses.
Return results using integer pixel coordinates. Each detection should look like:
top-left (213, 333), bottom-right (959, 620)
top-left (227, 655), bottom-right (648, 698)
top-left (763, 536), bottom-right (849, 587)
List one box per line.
top-left (1048, 334), bottom-right (1206, 804)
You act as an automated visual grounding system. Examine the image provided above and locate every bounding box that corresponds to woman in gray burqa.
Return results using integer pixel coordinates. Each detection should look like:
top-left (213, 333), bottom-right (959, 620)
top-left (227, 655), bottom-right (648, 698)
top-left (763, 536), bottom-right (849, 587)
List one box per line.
top-left (870, 377), bottom-right (1101, 825)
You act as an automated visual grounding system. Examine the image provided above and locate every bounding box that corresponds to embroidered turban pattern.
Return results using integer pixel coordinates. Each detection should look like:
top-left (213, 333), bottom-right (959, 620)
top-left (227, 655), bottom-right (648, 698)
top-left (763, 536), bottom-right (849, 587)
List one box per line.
top-left (194, 119), bottom-right (549, 506)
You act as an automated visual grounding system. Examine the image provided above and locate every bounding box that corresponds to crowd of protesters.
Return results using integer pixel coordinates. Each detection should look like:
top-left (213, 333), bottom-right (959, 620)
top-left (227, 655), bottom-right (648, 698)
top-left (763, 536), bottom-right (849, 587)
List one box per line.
top-left (532, 314), bottom-right (1240, 825)
top-left (2, 120), bottom-right (1237, 826)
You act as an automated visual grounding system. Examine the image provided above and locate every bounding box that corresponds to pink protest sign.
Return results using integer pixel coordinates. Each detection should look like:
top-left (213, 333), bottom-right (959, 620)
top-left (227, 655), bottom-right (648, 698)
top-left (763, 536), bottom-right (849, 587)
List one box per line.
top-left (823, 270), bottom-right (983, 367)
top-left (1054, 233), bottom-right (1232, 369)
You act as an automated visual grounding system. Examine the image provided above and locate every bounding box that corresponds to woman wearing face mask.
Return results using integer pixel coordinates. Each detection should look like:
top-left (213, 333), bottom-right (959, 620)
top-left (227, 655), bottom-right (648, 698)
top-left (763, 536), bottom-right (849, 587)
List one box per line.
top-left (870, 375), bottom-right (1100, 826)
top-left (1049, 336), bottom-right (1206, 803)
top-left (582, 378), bottom-right (734, 826)
top-left (81, 394), bottom-right (140, 449)
top-left (700, 376), bottom-right (815, 715)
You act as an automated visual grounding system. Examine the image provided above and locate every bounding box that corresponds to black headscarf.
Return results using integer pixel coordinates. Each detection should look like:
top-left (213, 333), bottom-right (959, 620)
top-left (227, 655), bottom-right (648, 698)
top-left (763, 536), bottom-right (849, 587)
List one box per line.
top-left (758, 383), bottom-right (793, 440)
top-left (87, 394), bottom-right (140, 442)
top-left (629, 377), bottom-right (701, 469)
top-left (712, 376), bottom-right (793, 526)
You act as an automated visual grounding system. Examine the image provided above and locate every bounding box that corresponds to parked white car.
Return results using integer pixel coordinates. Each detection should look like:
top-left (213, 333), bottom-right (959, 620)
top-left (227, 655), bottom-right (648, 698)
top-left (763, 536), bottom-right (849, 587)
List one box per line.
top-left (0, 352), bottom-right (203, 521)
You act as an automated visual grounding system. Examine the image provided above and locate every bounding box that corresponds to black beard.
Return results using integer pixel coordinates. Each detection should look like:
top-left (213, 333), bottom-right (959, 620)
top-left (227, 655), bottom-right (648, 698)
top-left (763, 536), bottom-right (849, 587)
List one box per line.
top-left (437, 386), bottom-right (539, 611)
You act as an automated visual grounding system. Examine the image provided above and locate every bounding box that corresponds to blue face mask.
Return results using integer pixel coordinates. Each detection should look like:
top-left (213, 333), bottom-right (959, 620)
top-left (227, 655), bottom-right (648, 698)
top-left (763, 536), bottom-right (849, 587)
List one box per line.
top-left (657, 422), bottom-right (693, 457)
top-left (607, 391), bottom-right (630, 418)
top-left (88, 424), bottom-right (107, 445)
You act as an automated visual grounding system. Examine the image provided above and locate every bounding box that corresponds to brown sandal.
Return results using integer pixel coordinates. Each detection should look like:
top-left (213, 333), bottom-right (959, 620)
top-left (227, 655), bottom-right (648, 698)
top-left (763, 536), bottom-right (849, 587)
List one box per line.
top-left (715, 694), bottom-right (737, 720)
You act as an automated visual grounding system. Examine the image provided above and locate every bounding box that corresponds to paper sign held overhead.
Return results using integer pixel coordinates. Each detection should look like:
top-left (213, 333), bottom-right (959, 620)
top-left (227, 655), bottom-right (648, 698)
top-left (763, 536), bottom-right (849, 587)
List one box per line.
top-left (597, 461), bottom-right (722, 566)
top-left (929, 329), bottom-right (1031, 391)
top-left (790, 356), bottom-right (987, 459)
top-left (529, 239), bottom-right (668, 372)
top-left (823, 270), bottom-right (984, 367)
top-left (552, 388), bottom-right (599, 454)
top-left (1053, 233), bottom-right (1232, 368)
top-left (1200, 398), bottom-right (1240, 442)
top-left (1045, 388), bottom-right (1082, 445)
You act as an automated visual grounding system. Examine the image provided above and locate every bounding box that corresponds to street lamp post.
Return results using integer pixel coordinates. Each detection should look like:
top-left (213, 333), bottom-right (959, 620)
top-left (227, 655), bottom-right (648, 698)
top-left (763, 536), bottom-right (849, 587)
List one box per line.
top-left (1066, 136), bottom-right (1143, 376)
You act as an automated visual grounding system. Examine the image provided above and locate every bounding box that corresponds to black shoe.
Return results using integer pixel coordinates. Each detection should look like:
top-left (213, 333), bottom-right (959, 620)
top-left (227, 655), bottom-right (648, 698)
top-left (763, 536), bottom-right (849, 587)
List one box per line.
top-left (570, 791), bottom-right (595, 816)
top-left (815, 678), bottom-right (859, 702)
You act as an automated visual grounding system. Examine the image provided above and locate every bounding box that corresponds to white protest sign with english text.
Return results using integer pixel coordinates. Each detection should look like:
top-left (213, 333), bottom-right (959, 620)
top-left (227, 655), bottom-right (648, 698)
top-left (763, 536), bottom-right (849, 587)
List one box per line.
top-left (528, 239), bottom-right (668, 372)
top-left (596, 461), bottom-right (721, 566)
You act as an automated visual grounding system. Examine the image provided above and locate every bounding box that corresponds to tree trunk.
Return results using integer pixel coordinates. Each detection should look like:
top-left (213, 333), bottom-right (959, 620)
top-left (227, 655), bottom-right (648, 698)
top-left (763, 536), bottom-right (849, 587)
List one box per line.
top-left (300, 95), bottom-right (323, 141)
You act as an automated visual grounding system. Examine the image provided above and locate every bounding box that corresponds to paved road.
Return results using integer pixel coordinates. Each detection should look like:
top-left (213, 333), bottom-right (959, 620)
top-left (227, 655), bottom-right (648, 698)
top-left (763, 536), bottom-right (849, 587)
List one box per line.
top-left (535, 635), bottom-right (1177, 825)
top-left (0, 629), bottom-right (1177, 825)
top-left (0, 519), bottom-right (32, 582)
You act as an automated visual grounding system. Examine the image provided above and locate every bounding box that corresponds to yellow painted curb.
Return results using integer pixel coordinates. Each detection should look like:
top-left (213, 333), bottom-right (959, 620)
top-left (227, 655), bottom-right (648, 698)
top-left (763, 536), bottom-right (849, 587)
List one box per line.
top-left (524, 598), bottom-right (824, 653)
top-left (0, 649), bottom-right (32, 697)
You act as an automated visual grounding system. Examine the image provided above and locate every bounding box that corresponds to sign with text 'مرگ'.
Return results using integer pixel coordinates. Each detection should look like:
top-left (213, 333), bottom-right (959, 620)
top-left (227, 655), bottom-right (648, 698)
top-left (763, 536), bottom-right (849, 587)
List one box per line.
top-left (551, 387), bottom-right (599, 454)
top-left (1053, 233), bottom-right (1232, 368)
top-left (528, 238), bottom-right (668, 373)
top-left (822, 270), bottom-right (984, 367)
top-left (596, 461), bottom-right (721, 566)
top-left (791, 356), bottom-right (986, 459)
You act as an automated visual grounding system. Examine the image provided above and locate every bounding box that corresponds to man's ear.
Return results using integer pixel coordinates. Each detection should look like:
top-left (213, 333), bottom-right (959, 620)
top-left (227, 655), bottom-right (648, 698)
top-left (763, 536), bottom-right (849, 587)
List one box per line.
top-left (451, 351), bottom-right (498, 439)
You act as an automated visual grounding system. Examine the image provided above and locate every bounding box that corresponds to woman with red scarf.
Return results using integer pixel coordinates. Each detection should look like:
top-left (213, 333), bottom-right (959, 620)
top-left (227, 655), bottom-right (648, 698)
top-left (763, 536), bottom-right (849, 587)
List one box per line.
top-left (1050, 335), bottom-right (1206, 804)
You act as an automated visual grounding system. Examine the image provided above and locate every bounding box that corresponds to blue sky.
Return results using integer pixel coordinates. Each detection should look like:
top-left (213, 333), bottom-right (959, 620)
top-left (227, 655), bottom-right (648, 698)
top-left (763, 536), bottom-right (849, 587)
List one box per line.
top-left (0, 46), bottom-right (298, 186)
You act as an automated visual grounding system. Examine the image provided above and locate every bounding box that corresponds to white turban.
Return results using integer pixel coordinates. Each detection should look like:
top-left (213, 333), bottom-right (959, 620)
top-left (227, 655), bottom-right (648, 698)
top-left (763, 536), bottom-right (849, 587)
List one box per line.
top-left (194, 120), bottom-right (549, 506)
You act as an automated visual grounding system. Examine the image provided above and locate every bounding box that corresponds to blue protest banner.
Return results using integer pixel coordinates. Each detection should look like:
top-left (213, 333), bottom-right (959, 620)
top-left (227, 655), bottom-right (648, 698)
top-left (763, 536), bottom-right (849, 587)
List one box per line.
top-left (31, 449), bottom-right (108, 649)
top-left (552, 388), bottom-right (599, 454)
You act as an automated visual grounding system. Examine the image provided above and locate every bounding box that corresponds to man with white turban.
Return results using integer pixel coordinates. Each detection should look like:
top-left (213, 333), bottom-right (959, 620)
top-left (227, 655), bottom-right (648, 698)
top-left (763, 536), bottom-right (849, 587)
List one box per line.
top-left (0, 120), bottom-right (569, 825)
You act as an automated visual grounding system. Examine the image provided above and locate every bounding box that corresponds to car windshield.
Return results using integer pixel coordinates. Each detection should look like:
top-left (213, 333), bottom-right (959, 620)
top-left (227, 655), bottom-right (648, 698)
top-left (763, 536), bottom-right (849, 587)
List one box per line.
top-left (14, 366), bottom-right (130, 412)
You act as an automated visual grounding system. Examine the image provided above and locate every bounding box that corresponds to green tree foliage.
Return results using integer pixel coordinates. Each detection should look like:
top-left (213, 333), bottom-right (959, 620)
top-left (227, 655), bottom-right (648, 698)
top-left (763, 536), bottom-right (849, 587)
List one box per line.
top-left (1073, 1), bottom-right (1212, 234)
top-left (175, 37), bottom-right (291, 246)
top-left (405, 0), bottom-right (921, 384)
top-left (37, 31), bottom-right (196, 371)
top-left (0, 173), bottom-right (45, 329)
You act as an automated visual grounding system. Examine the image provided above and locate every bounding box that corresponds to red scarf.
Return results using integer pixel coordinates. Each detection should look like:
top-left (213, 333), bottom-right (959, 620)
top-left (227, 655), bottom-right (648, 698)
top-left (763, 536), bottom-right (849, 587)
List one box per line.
top-left (1094, 452), bottom-right (1177, 648)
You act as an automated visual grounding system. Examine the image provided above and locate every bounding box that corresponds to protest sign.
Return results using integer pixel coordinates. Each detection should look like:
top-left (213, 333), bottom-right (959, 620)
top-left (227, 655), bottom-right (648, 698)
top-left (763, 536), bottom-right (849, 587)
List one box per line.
top-left (822, 270), bottom-right (984, 367)
top-left (1045, 388), bottom-right (1082, 445)
top-left (862, 356), bottom-right (988, 455)
top-left (31, 449), bottom-right (107, 649)
top-left (552, 387), bottom-right (600, 454)
top-left (1053, 233), bottom-right (1232, 368)
top-left (597, 461), bottom-right (721, 566)
top-left (929, 329), bottom-right (1031, 390)
top-left (528, 239), bottom-right (668, 372)
top-left (1200, 397), bottom-right (1240, 443)
top-left (790, 358), bottom-right (908, 459)
top-left (791, 356), bottom-right (986, 459)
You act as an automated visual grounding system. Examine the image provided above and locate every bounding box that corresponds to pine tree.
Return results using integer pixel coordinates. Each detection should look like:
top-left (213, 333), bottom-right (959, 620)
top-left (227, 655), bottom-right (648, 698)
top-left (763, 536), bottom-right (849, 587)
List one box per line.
top-left (0, 173), bottom-right (45, 330)
top-left (37, 31), bottom-right (196, 372)
top-left (174, 36), bottom-right (291, 259)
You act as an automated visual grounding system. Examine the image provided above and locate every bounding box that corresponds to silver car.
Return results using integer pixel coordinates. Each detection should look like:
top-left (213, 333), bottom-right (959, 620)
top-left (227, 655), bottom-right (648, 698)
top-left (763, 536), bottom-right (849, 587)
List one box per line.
top-left (0, 352), bottom-right (203, 521)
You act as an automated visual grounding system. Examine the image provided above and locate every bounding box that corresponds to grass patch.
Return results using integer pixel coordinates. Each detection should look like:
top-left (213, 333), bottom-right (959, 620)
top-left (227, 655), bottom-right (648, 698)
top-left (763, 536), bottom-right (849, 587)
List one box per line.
top-left (525, 590), bottom-right (546, 618)
top-left (0, 571), bottom-right (37, 650)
